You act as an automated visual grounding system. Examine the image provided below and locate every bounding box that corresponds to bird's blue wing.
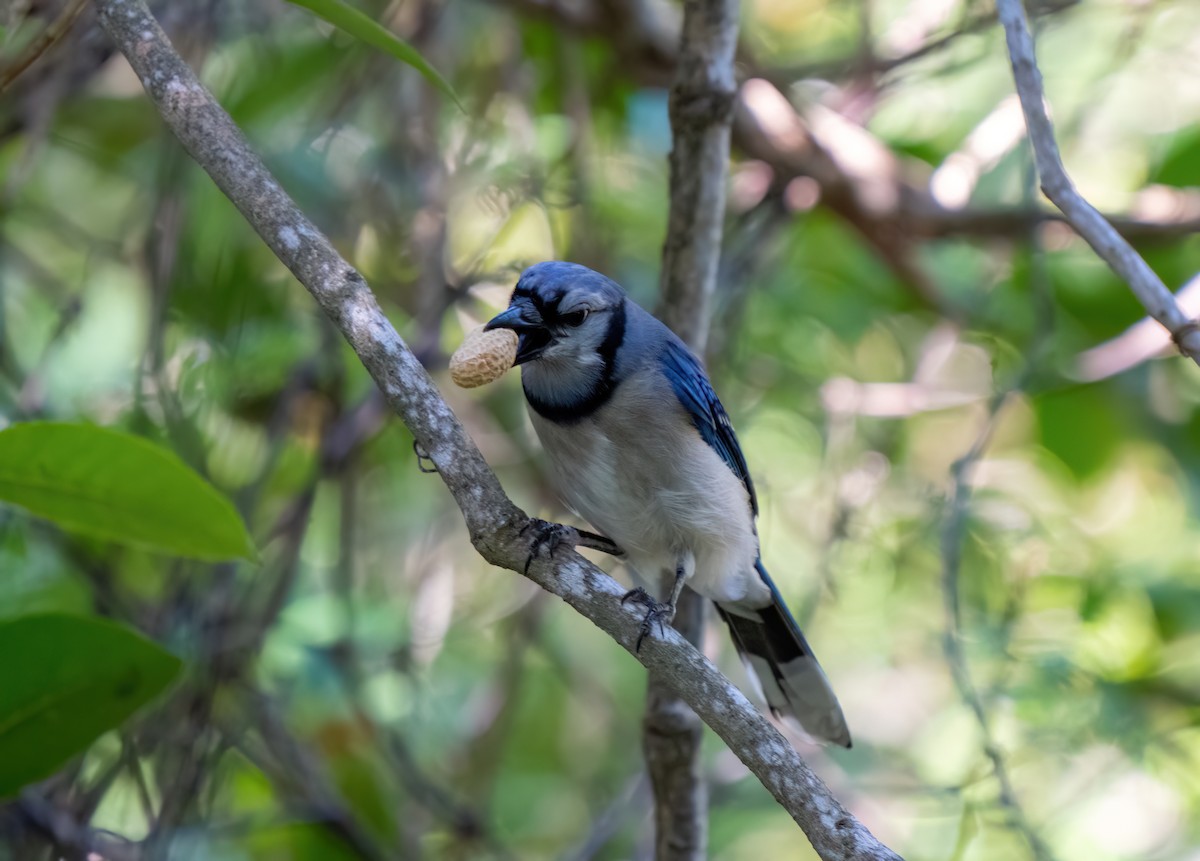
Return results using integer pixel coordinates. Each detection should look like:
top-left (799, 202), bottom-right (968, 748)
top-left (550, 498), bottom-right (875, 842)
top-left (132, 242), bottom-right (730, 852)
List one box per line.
top-left (659, 338), bottom-right (758, 516)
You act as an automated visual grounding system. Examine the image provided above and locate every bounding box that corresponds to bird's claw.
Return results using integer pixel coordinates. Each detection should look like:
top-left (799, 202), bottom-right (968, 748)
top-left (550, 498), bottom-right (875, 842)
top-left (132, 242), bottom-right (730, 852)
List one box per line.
top-left (520, 519), bottom-right (623, 575)
top-left (413, 441), bottom-right (437, 474)
top-left (621, 587), bottom-right (675, 652)
top-left (520, 519), bottom-right (579, 576)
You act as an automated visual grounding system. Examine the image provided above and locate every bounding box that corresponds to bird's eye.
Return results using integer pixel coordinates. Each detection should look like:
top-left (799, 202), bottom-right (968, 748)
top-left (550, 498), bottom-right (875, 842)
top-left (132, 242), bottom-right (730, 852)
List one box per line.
top-left (560, 309), bottom-right (589, 327)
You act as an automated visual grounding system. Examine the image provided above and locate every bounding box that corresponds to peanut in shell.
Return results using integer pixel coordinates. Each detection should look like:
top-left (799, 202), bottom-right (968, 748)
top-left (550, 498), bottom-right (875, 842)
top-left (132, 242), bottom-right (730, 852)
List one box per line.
top-left (449, 326), bottom-right (519, 388)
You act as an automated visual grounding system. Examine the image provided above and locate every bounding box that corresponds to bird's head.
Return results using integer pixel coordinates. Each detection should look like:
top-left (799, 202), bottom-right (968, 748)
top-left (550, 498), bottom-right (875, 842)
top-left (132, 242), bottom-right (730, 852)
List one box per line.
top-left (486, 262), bottom-right (626, 368)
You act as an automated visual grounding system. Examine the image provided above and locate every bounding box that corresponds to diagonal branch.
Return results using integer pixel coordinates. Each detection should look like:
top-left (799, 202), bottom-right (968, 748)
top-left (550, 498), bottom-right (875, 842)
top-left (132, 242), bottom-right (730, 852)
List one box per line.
top-left (92, 2), bottom-right (901, 859)
top-left (0, 0), bottom-right (91, 93)
top-left (996, 0), bottom-right (1200, 365)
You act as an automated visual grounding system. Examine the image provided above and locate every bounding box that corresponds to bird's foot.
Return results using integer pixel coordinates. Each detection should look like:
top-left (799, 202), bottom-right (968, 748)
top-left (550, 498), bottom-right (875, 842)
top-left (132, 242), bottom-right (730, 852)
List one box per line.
top-left (520, 519), bottom-right (622, 575)
top-left (412, 440), bottom-right (437, 473)
top-left (621, 587), bottom-right (675, 652)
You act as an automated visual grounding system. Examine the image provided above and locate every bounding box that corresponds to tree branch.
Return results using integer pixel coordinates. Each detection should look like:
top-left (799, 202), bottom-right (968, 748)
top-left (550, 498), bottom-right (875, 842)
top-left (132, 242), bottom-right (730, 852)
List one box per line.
top-left (0, 0), bottom-right (91, 93)
top-left (10, 791), bottom-right (139, 861)
top-left (996, 0), bottom-right (1200, 365)
top-left (93, 2), bottom-right (901, 858)
top-left (644, 0), bottom-right (740, 856)
top-left (657, 0), bottom-right (739, 354)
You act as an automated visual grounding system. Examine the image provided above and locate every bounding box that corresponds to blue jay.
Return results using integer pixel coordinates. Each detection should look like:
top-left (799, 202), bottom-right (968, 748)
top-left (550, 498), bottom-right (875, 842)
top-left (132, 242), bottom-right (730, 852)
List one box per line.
top-left (487, 261), bottom-right (851, 747)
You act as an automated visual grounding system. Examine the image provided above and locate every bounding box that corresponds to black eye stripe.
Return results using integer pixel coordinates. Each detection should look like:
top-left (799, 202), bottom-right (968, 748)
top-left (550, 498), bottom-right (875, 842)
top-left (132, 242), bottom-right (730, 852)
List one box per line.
top-left (510, 281), bottom-right (606, 324)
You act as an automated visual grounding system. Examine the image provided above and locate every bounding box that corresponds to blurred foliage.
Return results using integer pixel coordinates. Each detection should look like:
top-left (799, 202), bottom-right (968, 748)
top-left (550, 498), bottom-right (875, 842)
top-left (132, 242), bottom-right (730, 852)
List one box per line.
top-left (1, 0), bottom-right (1199, 859)
top-left (0, 613), bottom-right (181, 798)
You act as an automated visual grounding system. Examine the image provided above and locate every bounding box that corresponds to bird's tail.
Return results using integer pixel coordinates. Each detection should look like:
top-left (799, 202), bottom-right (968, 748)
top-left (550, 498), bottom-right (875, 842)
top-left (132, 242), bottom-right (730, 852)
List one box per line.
top-left (715, 559), bottom-right (851, 748)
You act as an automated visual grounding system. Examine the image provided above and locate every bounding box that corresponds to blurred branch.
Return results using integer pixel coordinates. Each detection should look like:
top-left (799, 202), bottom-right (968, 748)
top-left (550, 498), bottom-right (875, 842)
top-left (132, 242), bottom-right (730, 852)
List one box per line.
top-left (996, 0), bottom-right (1200, 366)
top-left (1074, 274), bottom-right (1200, 381)
top-left (940, 169), bottom-right (1055, 861)
top-left (908, 205), bottom-right (1200, 242)
top-left (93, 2), bottom-right (901, 858)
top-left (644, 0), bottom-right (741, 855)
top-left (9, 791), bottom-right (139, 861)
top-left (565, 774), bottom-right (651, 861)
top-left (936, 395), bottom-right (1051, 861)
top-left (758, 0), bottom-right (1078, 84)
top-left (940, 395), bottom-right (1055, 861)
top-left (233, 688), bottom-right (391, 861)
top-left (326, 444), bottom-right (510, 857)
top-left (0, 0), bottom-right (90, 93)
top-left (456, 599), bottom-right (543, 815)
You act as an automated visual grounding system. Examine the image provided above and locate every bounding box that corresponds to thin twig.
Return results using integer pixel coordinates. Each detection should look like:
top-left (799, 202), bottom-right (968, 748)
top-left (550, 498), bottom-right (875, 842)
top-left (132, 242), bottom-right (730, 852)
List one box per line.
top-left (12, 791), bottom-right (140, 861)
top-left (230, 690), bottom-right (391, 861)
top-left (92, 4), bottom-right (901, 858)
top-left (940, 397), bottom-right (1055, 861)
top-left (939, 153), bottom-right (1056, 861)
top-left (996, 0), bottom-right (1200, 364)
top-left (0, 0), bottom-right (91, 93)
top-left (762, 0), bottom-right (1078, 83)
top-left (562, 773), bottom-right (651, 861)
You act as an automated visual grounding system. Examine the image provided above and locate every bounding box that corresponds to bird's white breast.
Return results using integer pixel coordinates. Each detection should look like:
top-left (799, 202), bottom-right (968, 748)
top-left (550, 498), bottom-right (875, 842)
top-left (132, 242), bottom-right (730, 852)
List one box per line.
top-left (528, 370), bottom-right (768, 607)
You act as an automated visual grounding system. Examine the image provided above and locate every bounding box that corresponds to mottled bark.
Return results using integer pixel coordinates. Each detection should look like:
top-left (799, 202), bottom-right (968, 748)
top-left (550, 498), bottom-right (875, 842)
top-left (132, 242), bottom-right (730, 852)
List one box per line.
top-left (656, 0), bottom-right (739, 354)
top-left (643, 587), bottom-right (708, 861)
top-left (644, 0), bottom-right (740, 857)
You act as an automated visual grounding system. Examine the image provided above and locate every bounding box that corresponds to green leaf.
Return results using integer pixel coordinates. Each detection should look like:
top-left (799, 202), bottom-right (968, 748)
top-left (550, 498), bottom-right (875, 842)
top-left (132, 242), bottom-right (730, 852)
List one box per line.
top-left (0, 613), bottom-right (181, 797)
top-left (285, 0), bottom-right (463, 111)
top-left (0, 422), bottom-right (255, 561)
top-left (1150, 126), bottom-right (1200, 188)
top-left (1035, 383), bottom-right (1125, 479)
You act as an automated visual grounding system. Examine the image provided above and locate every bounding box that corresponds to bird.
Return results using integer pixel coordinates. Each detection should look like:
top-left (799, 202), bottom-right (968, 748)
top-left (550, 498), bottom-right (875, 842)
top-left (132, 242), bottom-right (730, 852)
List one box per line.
top-left (486, 260), bottom-right (851, 747)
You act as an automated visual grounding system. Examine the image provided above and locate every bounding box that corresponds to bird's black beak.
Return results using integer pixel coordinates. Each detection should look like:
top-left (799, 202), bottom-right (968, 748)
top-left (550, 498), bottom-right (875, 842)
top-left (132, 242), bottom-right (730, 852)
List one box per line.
top-left (485, 304), bottom-right (551, 365)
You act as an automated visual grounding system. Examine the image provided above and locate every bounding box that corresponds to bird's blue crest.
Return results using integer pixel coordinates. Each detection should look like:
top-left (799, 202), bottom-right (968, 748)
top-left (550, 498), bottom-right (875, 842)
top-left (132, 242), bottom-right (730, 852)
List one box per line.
top-left (513, 262), bottom-right (627, 311)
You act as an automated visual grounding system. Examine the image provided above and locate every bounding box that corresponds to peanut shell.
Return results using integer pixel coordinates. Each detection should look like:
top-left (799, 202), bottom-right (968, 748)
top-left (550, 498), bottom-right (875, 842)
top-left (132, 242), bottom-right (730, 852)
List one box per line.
top-left (449, 326), bottom-right (519, 388)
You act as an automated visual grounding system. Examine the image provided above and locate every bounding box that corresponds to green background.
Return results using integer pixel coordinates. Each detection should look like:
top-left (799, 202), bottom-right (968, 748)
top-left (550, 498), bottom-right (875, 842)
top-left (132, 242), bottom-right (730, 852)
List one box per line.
top-left (1, 0), bottom-right (1199, 858)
